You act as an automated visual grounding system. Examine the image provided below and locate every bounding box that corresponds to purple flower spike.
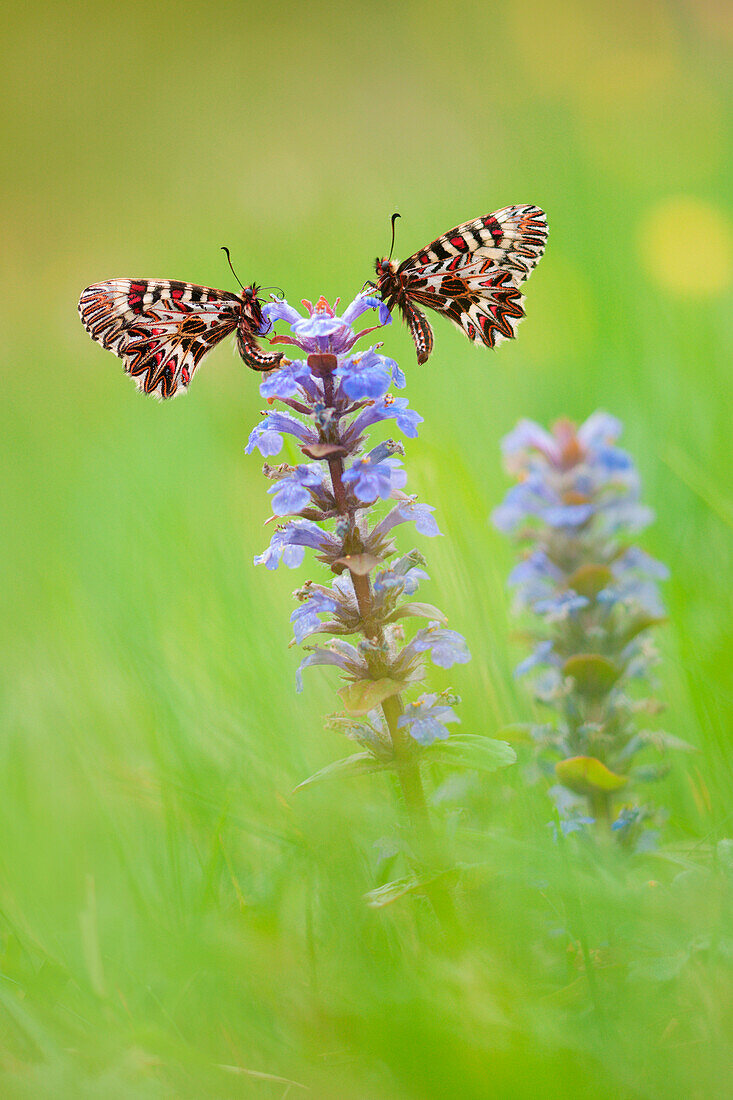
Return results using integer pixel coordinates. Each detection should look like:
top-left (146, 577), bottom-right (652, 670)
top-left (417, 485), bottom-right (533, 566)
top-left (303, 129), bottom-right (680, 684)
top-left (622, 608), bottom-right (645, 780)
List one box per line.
top-left (373, 565), bottom-right (429, 596)
top-left (264, 294), bottom-right (389, 356)
top-left (532, 591), bottom-right (589, 619)
top-left (283, 518), bottom-right (339, 552)
top-left (291, 591), bottom-right (341, 644)
top-left (342, 457), bottom-right (407, 503)
top-left (246, 424), bottom-right (284, 458)
top-left (409, 624), bottom-right (471, 669)
top-left (259, 358), bottom-right (312, 400)
top-left (253, 528), bottom-right (307, 571)
top-left (247, 288), bottom-right (481, 794)
top-left (348, 396), bottom-right (423, 441)
top-left (341, 294), bottom-right (392, 328)
top-left (261, 299), bottom-right (303, 328)
top-left (508, 551), bottom-right (564, 587)
top-left (338, 348), bottom-right (394, 401)
top-left (374, 500), bottom-right (442, 539)
top-left (577, 411), bottom-right (623, 449)
top-left (397, 693), bottom-right (460, 746)
top-left (295, 639), bottom-right (367, 693)
top-left (495, 411), bottom-right (671, 845)
top-left (246, 411), bottom-right (318, 456)
top-left (268, 465), bottom-right (325, 517)
top-left (255, 518), bottom-right (339, 571)
top-left (613, 547), bottom-right (670, 582)
top-left (514, 640), bottom-right (556, 678)
top-left (502, 419), bottom-right (561, 472)
top-left (542, 502), bottom-right (595, 528)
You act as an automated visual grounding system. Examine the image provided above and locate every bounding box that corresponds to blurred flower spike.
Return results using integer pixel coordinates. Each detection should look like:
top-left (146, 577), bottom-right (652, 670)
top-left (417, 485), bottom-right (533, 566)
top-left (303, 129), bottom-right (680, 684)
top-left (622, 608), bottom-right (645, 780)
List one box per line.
top-left (494, 412), bottom-right (689, 845)
top-left (248, 291), bottom-right (514, 797)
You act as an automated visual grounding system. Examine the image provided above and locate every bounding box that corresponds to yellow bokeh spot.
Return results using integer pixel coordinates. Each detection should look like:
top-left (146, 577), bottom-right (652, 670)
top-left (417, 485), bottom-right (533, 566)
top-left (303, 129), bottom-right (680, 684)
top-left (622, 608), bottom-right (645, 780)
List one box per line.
top-left (638, 198), bottom-right (733, 296)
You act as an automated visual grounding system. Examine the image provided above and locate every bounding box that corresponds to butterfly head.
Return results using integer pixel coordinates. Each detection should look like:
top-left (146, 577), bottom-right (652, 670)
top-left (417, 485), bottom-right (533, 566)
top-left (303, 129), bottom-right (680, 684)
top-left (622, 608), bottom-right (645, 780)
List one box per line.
top-left (375, 257), bottom-right (400, 296)
top-left (240, 283), bottom-right (265, 327)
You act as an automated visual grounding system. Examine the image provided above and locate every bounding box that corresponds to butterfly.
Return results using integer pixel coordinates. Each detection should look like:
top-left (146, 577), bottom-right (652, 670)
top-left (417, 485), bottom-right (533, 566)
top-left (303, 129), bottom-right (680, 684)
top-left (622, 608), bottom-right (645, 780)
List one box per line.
top-left (373, 205), bottom-right (548, 364)
top-left (78, 261), bottom-right (282, 400)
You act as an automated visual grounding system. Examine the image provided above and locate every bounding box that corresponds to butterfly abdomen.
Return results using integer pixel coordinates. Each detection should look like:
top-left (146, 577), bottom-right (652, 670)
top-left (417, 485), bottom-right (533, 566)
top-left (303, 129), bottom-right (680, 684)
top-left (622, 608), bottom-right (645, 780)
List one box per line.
top-left (236, 326), bottom-right (283, 372)
top-left (399, 300), bottom-right (434, 365)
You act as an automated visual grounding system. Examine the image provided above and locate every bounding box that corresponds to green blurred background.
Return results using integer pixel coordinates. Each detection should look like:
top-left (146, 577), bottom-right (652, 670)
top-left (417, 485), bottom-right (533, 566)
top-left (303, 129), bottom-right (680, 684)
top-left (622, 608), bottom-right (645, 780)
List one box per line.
top-left (2, 1), bottom-right (732, 1096)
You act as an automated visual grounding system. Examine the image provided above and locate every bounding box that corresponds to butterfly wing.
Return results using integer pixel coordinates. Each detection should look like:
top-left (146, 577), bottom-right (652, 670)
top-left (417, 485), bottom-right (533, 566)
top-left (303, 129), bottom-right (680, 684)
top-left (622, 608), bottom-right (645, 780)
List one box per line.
top-left (78, 279), bottom-right (243, 398)
top-left (403, 258), bottom-right (527, 349)
top-left (403, 204), bottom-right (548, 284)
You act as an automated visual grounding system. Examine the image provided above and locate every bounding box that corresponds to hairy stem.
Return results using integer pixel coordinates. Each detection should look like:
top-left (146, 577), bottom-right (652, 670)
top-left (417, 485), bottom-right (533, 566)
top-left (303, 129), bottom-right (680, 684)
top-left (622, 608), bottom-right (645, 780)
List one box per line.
top-left (318, 366), bottom-right (456, 927)
top-left (350, 561), bottom-right (457, 928)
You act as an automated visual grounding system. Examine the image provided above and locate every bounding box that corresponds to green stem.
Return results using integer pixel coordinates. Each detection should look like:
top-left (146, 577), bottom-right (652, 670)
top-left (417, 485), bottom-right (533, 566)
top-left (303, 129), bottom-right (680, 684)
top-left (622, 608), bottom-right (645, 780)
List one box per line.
top-left (589, 790), bottom-right (613, 833)
top-left (319, 376), bottom-right (457, 928)
top-left (380, 688), bottom-right (458, 931)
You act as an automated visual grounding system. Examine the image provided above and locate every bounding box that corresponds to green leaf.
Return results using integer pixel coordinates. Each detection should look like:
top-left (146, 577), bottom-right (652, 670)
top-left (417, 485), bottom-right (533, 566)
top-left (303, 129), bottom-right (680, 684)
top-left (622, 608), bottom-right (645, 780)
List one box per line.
top-left (338, 677), bottom-right (403, 714)
top-left (364, 870), bottom-right (450, 908)
top-left (618, 612), bottom-right (667, 645)
top-left (364, 876), bottom-right (423, 908)
top-left (563, 654), bottom-right (620, 697)
top-left (332, 552), bottom-right (381, 575)
top-left (495, 723), bottom-right (535, 744)
top-left (638, 729), bottom-right (697, 754)
top-left (566, 563), bottom-right (614, 598)
top-left (294, 751), bottom-right (390, 792)
top-left (424, 735), bottom-right (516, 773)
top-left (300, 442), bottom-right (348, 459)
top-left (555, 755), bottom-right (628, 794)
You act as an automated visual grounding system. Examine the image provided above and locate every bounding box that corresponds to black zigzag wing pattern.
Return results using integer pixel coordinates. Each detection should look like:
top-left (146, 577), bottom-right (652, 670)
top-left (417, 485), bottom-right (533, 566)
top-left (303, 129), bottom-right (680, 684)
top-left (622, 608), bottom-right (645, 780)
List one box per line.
top-left (406, 205), bottom-right (548, 283)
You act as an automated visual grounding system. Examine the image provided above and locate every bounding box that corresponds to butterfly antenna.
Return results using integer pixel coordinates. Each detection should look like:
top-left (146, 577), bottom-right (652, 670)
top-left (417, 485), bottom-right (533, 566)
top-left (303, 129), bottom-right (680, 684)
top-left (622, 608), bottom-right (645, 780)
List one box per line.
top-left (221, 246), bottom-right (245, 291)
top-left (388, 212), bottom-right (401, 262)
